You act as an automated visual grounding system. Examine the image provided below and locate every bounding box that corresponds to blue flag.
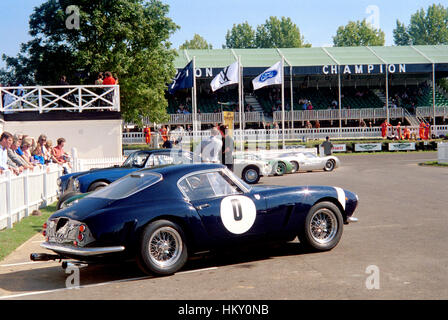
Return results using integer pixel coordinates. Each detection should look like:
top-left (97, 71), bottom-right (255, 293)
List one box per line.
top-left (168, 60), bottom-right (194, 94)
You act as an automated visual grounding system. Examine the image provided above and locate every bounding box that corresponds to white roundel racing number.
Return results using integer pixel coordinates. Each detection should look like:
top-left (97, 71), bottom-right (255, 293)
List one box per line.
top-left (220, 196), bottom-right (256, 234)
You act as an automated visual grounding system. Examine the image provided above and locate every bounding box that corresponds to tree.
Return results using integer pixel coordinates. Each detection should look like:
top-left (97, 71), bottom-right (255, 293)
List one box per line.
top-left (0, 0), bottom-right (179, 124)
top-left (393, 20), bottom-right (412, 46)
top-left (224, 21), bottom-right (256, 48)
top-left (179, 34), bottom-right (212, 50)
top-left (393, 4), bottom-right (448, 45)
top-left (333, 20), bottom-right (385, 47)
top-left (255, 17), bottom-right (310, 48)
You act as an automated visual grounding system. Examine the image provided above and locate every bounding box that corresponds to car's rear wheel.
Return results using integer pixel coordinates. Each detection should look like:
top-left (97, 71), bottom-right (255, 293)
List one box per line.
top-left (242, 166), bottom-right (260, 184)
top-left (275, 162), bottom-right (287, 176)
top-left (298, 201), bottom-right (343, 251)
top-left (290, 161), bottom-right (299, 173)
top-left (137, 220), bottom-right (188, 276)
top-left (324, 159), bottom-right (336, 172)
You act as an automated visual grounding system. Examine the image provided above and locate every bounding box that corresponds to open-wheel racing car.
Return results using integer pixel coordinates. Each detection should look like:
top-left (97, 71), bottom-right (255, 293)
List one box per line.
top-left (31, 163), bottom-right (359, 276)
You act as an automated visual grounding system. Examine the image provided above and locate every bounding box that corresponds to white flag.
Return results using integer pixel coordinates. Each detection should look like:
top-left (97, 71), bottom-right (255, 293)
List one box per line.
top-left (252, 61), bottom-right (283, 90)
top-left (210, 61), bottom-right (239, 92)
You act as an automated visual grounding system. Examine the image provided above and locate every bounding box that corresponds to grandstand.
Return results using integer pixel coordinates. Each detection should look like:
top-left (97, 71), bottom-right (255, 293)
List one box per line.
top-left (168, 45), bottom-right (448, 128)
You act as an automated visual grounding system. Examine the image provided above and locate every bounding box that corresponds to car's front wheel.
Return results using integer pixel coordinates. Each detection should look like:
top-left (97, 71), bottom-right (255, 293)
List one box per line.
top-left (242, 166), bottom-right (261, 184)
top-left (298, 201), bottom-right (343, 251)
top-left (137, 220), bottom-right (188, 276)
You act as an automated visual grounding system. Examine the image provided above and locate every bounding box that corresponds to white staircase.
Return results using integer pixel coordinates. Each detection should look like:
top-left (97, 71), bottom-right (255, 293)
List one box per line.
top-left (245, 94), bottom-right (263, 113)
top-left (373, 89), bottom-right (392, 106)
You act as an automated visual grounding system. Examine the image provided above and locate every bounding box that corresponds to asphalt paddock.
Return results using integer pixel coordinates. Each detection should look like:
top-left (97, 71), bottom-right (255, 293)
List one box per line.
top-left (0, 152), bottom-right (447, 300)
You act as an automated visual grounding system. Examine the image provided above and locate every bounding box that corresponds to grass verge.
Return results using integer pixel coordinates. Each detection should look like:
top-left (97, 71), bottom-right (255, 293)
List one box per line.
top-left (419, 161), bottom-right (448, 167)
top-left (0, 203), bottom-right (57, 261)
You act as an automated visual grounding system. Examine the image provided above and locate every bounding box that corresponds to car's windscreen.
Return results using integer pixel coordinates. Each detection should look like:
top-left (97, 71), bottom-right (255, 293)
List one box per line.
top-left (86, 171), bottom-right (162, 200)
top-left (122, 152), bottom-right (150, 168)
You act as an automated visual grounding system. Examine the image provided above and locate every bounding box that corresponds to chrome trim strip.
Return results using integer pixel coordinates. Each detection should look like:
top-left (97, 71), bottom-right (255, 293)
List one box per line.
top-left (41, 242), bottom-right (125, 256)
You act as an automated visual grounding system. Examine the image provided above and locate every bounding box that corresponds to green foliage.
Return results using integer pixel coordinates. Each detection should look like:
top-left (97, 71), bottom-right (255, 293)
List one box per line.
top-left (333, 20), bottom-right (385, 47)
top-left (180, 34), bottom-right (213, 50)
top-left (224, 22), bottom-right (256, 49)
top-left (224, 17), bottom-right (310, 49)
top-left (0, 0), bottom-right (179, 124)
top-left (393, 4), bottom-right (448, 45)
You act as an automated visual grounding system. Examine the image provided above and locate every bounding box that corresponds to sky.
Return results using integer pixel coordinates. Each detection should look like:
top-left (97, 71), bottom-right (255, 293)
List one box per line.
top-left (0, 0), bottom-right (442, 68)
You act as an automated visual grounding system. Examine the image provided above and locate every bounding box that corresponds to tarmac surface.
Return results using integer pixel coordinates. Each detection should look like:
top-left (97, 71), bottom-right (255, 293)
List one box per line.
top-left (0, 152), bottom-right (447, 300)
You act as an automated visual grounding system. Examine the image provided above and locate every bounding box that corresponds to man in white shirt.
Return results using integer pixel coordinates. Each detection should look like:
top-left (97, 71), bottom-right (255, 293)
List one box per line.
top-left (201, 128), bottom-right (223, 163)
top-left (0, 132), bottom-right (17, 175)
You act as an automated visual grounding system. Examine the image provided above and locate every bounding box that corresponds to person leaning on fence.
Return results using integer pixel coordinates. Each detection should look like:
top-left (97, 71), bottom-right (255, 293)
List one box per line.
top-left (8, 135), bottom-right (33, 171)
top-left (201, 128), bottom-right (223, 164)
top-left (0, 131), bottom-right (21, 175)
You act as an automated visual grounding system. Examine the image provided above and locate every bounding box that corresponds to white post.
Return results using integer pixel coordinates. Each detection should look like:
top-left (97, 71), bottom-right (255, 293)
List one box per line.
top-left (290, 65), bottom-right (294, 129)
top-left (192, 57), bottom-right (198, 135)
top-left (24, 169), bottom-right (30, 217)
top-left (6, 170), bottom-right (12, 229)
top-left (386, 65), bottom-right (390, 124)
top-left (338, 66), bottom-right (342, 136)
top-left (432, 63), bottom-right (437, 136)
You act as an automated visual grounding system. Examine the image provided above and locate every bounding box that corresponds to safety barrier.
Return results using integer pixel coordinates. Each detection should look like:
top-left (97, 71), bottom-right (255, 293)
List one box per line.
top-left (0, 165), bottom-right (63, 230)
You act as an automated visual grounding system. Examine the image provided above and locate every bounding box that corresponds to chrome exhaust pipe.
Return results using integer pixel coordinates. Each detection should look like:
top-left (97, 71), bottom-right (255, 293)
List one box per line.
top-left (348, 217), bottom-right (359, 223)
top-left (30, 253), bottom-right (63, 261)
top-left (61, 261), bottom-right (89, 270)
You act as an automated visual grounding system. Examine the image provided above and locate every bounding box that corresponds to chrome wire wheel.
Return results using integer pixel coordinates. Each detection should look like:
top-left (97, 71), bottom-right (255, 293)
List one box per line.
top-left (148, 226), bottom-right (182, 269)
top-left (309, 209), bottom-right (338, 244)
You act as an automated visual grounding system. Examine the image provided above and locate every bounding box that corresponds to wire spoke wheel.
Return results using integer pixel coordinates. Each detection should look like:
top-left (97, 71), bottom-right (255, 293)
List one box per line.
top-left (148, 227), bottom-right (182, 269)
top-left (310, 209), bottom-right (338, 244)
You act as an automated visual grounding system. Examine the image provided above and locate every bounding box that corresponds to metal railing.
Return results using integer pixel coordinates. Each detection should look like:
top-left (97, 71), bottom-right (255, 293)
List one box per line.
top-left (0, 85), bottom-right (120, 113)
top-left (123, 125), bottom-right (448, 145)
top-left (273, 108), bottom-right (406, 122)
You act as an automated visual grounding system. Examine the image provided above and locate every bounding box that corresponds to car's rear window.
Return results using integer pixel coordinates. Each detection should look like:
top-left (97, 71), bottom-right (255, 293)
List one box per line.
top-left (86, 171), bottom-right (162, 200)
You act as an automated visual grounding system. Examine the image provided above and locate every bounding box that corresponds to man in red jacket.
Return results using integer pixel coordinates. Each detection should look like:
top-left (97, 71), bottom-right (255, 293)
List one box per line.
top-left (102, 72), bottom-right (116, 85)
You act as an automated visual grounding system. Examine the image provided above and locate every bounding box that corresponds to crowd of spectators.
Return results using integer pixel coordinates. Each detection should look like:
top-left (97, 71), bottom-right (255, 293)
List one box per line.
top-left (0, 131), bottom-right (72, 177)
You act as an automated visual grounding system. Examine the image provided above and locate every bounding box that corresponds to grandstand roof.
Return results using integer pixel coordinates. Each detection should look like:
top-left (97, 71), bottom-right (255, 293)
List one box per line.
top-left (174, 45), bottom-right (448, 70)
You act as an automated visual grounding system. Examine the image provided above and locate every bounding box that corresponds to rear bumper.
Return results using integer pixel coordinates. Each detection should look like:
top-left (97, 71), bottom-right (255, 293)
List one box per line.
top-left (41, 242), bottom-right (125, 256)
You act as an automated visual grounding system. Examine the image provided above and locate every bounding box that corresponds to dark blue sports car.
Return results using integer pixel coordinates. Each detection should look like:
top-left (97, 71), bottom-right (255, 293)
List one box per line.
top-left (33, 163), bottom-right (359, 276)
top-left (56, 148), bottom-right (193, 208)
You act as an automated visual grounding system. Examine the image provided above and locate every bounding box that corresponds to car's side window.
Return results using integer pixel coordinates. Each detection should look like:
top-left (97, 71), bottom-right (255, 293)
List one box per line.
top-left (179, 171), bottom-right (243, 201)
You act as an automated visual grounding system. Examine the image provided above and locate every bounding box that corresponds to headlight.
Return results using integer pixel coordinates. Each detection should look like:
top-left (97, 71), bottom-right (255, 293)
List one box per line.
top-left (73, 179), bottom-right (80, 191)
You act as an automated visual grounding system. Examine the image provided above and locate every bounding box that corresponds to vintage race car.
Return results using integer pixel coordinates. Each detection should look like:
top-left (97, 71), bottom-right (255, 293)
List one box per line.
top-left (56, 149), bottom-right (194, 209)
top-left (276, 152), bottom-right (340, 172)
top-left (232, 154), bottom-right (278, 184)
top-left (234, 153), bottom-right (291, 177)
top-left (32, 163), bottom-right (359, 276)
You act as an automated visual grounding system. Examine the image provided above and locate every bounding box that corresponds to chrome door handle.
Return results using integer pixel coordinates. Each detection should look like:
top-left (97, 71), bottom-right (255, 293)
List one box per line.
top-left (196, 204), bottom-right (210, 210)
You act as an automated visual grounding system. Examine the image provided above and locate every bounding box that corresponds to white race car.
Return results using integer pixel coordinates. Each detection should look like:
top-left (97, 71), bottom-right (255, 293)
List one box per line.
top-left (233, 154), bottom-right (277, 184)
top-left (275, 152), bottom-right (340, 172)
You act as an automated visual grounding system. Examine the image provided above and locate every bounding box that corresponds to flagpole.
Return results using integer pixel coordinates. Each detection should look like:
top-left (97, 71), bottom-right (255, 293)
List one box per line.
top-left (192, 56), bottom-right (198, 134)
top-left (281, 57), bottom-right (285, 149)
top-left (238, 56), bottom-right (243, 151)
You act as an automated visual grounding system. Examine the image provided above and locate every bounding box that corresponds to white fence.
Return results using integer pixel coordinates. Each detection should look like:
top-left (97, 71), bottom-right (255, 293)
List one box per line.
top-left (0, 85), bottom-right (120, 113)
top-left (0, 165), bottom-right (63, 230)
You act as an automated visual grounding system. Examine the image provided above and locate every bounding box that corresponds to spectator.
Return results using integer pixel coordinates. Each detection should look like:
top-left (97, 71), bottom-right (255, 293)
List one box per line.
top-left (162, 135), bottom-right (173, 149)
top-left (144, 126), bottom-right (151, 145)
top-left (52, 138), bottom-right (72, 174)
top-left (201, 128), bottom-right (223, 163)
top-left (321, 136), bottom-right (334, 156)
top-left (102, 72), bottom-right (116, 85)
top-left (8, 135), bottom-right (33, 171)
top-left (1, 131), bottom-right (20, 175)
top-left (220, 125), bottom-right (234, 171)
top-left (95, 73), bottom-right (104, 85)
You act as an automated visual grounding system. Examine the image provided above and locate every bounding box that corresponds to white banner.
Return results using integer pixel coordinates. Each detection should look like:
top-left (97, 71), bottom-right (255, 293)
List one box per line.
top-left (355, 143), bottom-right (382, 152)
top-left (388, 143), bottom-right (416, 151)
top-left (252, 61), bottom-right (282, 90)
top-left (210, 61), bottom-right (239, 92)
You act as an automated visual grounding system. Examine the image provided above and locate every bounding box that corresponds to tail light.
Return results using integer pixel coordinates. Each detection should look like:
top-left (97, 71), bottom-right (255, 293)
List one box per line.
top-left (42, 223), bottom-right (47, 237)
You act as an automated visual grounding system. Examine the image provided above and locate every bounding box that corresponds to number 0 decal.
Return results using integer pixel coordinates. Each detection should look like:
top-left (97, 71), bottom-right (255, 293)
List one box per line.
top-left (220, 196), bottom-right (256, 234)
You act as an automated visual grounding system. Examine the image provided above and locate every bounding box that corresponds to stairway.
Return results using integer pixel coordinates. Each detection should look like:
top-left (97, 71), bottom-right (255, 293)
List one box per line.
top-left (373, 89), bottom-right (392, 106)
top-left (404, 108), bottom-right (421, 126)
top-left (245, 94), bottom-right (263, 113)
